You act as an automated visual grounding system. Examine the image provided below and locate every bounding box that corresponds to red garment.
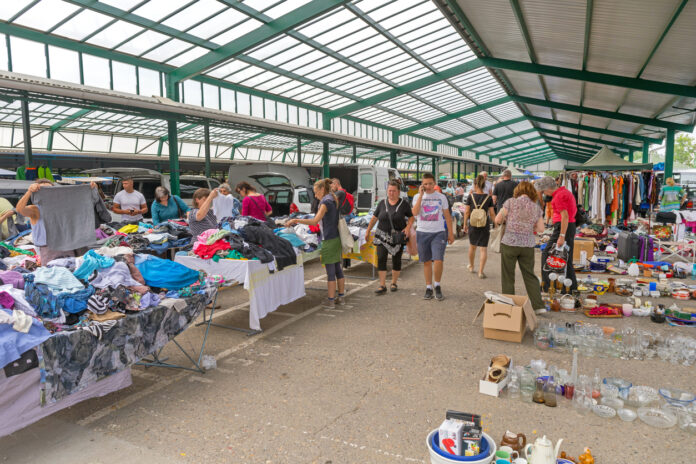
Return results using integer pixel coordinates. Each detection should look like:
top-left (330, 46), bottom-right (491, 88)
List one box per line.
top-left (551, 186), bottom-right (577, 224)
top-left (309, 224), bottom-right (321, 233)
top-left (242, 194), bottom-right (272, 221)
top-left (340, 188), bottom-right (354, 212)
top-left (193, 240), bottom-right (231, 260)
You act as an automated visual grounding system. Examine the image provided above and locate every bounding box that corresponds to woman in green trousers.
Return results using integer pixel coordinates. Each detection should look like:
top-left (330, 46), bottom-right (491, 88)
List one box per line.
top-left (494, 181), bottom-right (545, 312)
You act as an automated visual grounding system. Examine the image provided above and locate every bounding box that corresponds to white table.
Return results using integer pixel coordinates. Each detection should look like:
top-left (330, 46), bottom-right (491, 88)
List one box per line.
top-left (175, 254), bottom-right (311, 332)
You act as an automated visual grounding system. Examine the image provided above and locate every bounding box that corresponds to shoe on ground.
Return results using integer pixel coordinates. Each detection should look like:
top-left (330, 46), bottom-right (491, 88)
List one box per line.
top-left (375, 286), bottom-right (387, 295)
top-left (323, 299), bottom-right (336, 309)
top-left (336, 295), bottom-right (346, 305)
top-left (423, 288), bottom-right (434, 300)
top-left (434, 286), bottom-right (444, 300)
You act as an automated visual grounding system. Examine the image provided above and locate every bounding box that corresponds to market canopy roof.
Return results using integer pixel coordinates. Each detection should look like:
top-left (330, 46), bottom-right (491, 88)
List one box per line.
top-left (566, 145), bottom-right (653, 171)
top-left (0, 0), bottom-right (692, 171)
top-left (500, 165), bottom-right (529, 178)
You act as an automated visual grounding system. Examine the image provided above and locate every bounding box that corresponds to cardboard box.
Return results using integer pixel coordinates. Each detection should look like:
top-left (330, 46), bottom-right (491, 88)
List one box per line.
top-left (573, 238), bottom-right (595, 261)
top-left (479, 359), bottom-right (514, 397)
top-left (473, 295), bottom-right (537, 343)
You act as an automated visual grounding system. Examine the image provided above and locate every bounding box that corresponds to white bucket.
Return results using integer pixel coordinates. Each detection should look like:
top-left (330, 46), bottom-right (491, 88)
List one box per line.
top-left (426, 430), bottom-right (496, 464)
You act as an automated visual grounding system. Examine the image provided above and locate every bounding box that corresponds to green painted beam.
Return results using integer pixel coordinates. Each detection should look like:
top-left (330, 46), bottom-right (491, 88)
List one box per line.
top-left (436, 115), bottom-right (525, 143)
top-left (476, 137), bottom-right (545, 156)
top-left (511, 95), bottom-right (692, 132)
top-left (642, 141), bottom-right (650, 164)
top-left (394, 96), bottom-right (512, 135)
top-left (665, 128), bottom-right (675, 179)
top-left (49, 108), bottom-right (91, 130)
top-left (161, 123), bottom-right (197, 142)
top-left (527, 115), bottom-right (662, 144)
top-left (482, 57), bottom-right (696, 99)
top-left (498, 148), bottom-right (554, 162)
top-left (65, 0), bottom-right (218, 50)
top-left (495, 144), bottom-right (554, 159)
top-left (169, 0), bottom-right (349, 82)
top-left (637, 0), bottom-right (689, 78)
top-left (522, 155), bottom-right (557, 166)
top-left (537, 129), bottom-right (640, 151)
top-left (548, 147), bottom-right (593, 160)
top-left (545, 141), bottom-right (596, 156)
top-left (325, 59), bottom-right (484, 118)
top-left (459, 128), bottom-right (537, 151)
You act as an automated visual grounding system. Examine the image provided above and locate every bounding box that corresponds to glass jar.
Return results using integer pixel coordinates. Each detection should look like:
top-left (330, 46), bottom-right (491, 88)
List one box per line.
top-left (544, 377), bottom-right (557, 407)
top-left (533, 378), bottom-right (546, 404)
top-left (508, 369), bottom-right (520, 400)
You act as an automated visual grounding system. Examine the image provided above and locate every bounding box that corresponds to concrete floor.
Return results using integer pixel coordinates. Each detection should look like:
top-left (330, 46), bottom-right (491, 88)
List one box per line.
top-left (2, 238), bottom-right (695, 463)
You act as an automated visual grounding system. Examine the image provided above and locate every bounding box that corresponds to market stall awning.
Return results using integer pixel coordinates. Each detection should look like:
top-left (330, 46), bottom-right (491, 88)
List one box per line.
top-left (501, 165), bottom-right (530, 178)
top-left (566, 146), bottom-right (652, 171)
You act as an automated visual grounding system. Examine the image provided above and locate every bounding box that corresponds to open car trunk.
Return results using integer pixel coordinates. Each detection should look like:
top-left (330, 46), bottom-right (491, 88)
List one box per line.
top-left (249, 173), bottom-right (294, 217)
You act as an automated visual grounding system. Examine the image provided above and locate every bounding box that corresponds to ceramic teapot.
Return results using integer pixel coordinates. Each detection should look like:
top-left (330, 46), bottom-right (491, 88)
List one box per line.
top-left (500, 430), bottom-right (526, 453)
top-left (523, 435), bottom-right (563, 464)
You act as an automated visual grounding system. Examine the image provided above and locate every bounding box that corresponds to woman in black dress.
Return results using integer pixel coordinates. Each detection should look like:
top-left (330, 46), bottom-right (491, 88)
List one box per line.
top-left (464, 174), bottom-right (496, 279)
top-left (366, 180), bottom-right (414, 294)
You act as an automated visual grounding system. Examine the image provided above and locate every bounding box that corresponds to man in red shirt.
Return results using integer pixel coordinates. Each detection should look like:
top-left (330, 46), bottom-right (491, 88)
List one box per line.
top-left (331, 178), bottom-right (354, 216)
top-left (535, 176), bottom-right (578, 292)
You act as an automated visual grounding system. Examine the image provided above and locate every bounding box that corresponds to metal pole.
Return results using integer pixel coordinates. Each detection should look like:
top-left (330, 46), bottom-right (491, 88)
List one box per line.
top-left (665, 128), bottom-right (675, 179)
top-left (20, 99), bottom-right (33, 166)
top-left (322, 142), bottom-right (330, 178)
top-left (431, 157), bottom-right (437, 176)
top-left (203, 122), bottom-right (211, 178)
top-left (642, 141), bottom-right (649, 164)
top-left (352, 144), bottom-right (357, 163)
top-left (457, 162), bottom-right (461, 181)
top-left (628, 150), bottom-right (633, 163)
top-left (416, 155), bottom-right (420, 180)
top-left (297, 137), bottom-right (302, 167)
top-left (168, 120), bottom-right (180, 196)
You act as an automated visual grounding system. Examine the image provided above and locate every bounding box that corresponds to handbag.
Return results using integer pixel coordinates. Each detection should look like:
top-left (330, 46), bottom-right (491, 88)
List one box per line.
top-left (385, 199), bottom-right (407, 245)
top-left (489, 223), bottom-right (505, 253)
top-left (338, 217), bottom-right (354, 253)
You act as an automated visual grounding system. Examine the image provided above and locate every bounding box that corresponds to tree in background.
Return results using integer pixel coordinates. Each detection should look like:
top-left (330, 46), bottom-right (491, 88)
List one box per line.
top-left (648, 133), bottom-right (696, 165)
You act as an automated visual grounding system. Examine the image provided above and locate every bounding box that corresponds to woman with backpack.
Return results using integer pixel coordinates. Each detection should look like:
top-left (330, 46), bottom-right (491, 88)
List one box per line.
top-left (464, 174), bottom-right (496, 278)
top-left (365, 180), bottom-right (414, 295)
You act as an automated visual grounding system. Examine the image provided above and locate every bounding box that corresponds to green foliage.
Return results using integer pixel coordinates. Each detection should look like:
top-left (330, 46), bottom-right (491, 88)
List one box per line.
top-left (675, 134), bottom-right (696, 165)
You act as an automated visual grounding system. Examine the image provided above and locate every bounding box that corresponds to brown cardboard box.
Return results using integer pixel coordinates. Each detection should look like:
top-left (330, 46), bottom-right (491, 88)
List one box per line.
top-left (473, 295), bottom-right (537, 343)
top-left (573, 238), bottom-right (595, 261)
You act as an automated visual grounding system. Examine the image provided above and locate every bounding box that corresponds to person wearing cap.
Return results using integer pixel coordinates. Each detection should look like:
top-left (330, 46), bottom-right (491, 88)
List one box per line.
top-left (535, 176), bottom-right (578, 292)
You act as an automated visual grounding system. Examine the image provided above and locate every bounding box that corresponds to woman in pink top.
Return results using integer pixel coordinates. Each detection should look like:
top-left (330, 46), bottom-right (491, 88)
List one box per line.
top-left (236, 181), bottom-right (272, 221)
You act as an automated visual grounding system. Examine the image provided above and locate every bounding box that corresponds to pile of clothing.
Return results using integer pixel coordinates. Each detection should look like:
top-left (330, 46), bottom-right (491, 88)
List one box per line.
top-left (100, 220), bottom-right (192, 254)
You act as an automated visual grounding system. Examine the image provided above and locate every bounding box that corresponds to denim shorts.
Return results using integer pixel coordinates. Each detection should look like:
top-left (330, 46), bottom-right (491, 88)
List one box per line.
top-left (416, 230), bottom-right (447, 262)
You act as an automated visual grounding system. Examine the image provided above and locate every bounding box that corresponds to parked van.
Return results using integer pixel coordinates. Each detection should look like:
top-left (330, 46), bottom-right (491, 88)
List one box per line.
top-left (329, 164), bottom-right (407, 212)
top-left (228, 164), bottom-right (313, 214)
top-left (83, 168), bottom-right (219, 217)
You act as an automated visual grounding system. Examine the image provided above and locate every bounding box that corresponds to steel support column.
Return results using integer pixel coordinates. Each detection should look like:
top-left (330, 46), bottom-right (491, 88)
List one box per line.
top-left (297, 137), bottom-right (302, 167)
top-left (203, 122), bottom-right (211, 178)
top-left (416, 155), bottom-right (420, 180)
top-left (20, 99), bottom-right (33, 166)
top-left (165, 75), bottom-right (180, 195)
top-left (351, 144), bottom-right (357, 163)
top-left (665, 128), bottom-right (675, 179)
top-left (457, 162), bottom-right (461, 180)
top-left (431, 157), bottom-right (437, 177)
top-left (642, 142), bottom-right (649, 164)
top-left (322, 115), bottom-right (330, 178)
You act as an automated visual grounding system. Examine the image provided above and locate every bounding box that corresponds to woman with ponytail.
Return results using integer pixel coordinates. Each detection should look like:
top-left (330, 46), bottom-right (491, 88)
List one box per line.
top-left (287, 178), bottom-right (346, 308)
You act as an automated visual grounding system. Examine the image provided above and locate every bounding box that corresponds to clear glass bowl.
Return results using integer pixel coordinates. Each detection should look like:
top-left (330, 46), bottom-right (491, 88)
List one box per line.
top-left (637, 407), bottom-right (677, 429)
top-left (592, 404), bottom-right (616, 418)
top-left (617, 408), bottom-right (637, 422)
top-left (626, 386), bottom-right (660, 407)
top-left (659, 387), bottom-right (696, 406)
top-left (601, 396), bottom-right (624, 410)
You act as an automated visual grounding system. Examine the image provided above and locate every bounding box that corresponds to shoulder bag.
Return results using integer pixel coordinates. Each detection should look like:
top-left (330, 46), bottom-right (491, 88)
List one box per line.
top-left (337, 200), bottom-right (354, 253)
top-left (386, 199), bottom-right (407, 245)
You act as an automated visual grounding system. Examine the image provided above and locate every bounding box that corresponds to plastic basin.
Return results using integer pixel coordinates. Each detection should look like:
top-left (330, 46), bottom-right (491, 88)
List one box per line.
top-left (426, 430), bottom-right (496, 464)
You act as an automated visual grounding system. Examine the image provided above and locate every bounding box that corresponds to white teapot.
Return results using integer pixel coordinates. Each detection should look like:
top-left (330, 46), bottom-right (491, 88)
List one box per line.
top-left (523, 435), bottom-right (563, 464)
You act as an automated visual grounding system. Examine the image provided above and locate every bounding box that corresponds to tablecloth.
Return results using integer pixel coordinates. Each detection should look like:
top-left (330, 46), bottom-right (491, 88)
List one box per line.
top-left (174, 256), bottom-right (307, 331)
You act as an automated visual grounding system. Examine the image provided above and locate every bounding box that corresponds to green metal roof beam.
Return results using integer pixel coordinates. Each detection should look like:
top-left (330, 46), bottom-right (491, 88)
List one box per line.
top-left (48, 108), bottom-right (92, 130)
top-left (494, 144), bottom-right (554, 160)
top-left (161, 123), bottom-right (197, 142)
top-left (481, 57), bottom-right (696, 99)
top-left (545, 143), bottom-right (596, 158)
top-left (511, 95), bottom-right (692, 132)
top-left (437, 115), bottom-right (526, 143)
top-left (395, 96), bottom-right (512, 135)
top-left (64, 0), bottom-right (218, 50)
top-left (545, 141), bottom-right (597, 155)
top-left (459, 128), bottom-right (537, 151)
top-left (522, 155), bottom-right (556, 166)
top-left (497, 148), bottom-right (554, 162)
top-left (479, 139), bottom-right (547, 158)
top-left (474, 136), bottom-right (544, 156)
top-left (325, 59), bottom-right (484, 118)
top-left (549, 147), bottom-right (594, 159)
top-left (527, 115), bottom-right (662, 145)
top-left (538, 129), bottom-right (639, 151)
top-left (169, 0), bottom-right (350, 82)
top-left (637, 0), bottom-right (689, 78)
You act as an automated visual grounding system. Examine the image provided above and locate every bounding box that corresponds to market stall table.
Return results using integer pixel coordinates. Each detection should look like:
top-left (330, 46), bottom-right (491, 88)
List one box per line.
top-left (175, 254), bottom-right (312, 334)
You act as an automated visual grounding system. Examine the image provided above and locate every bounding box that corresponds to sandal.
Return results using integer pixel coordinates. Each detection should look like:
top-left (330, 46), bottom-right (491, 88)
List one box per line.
top-left (390, 283), bottom-right (398, 292)
top-left (478, 272), bottom-right (487, 279)
top-left (467, 264), bottom-right (474, 273)
top-left (375, 286), bottom-right (387, 295)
